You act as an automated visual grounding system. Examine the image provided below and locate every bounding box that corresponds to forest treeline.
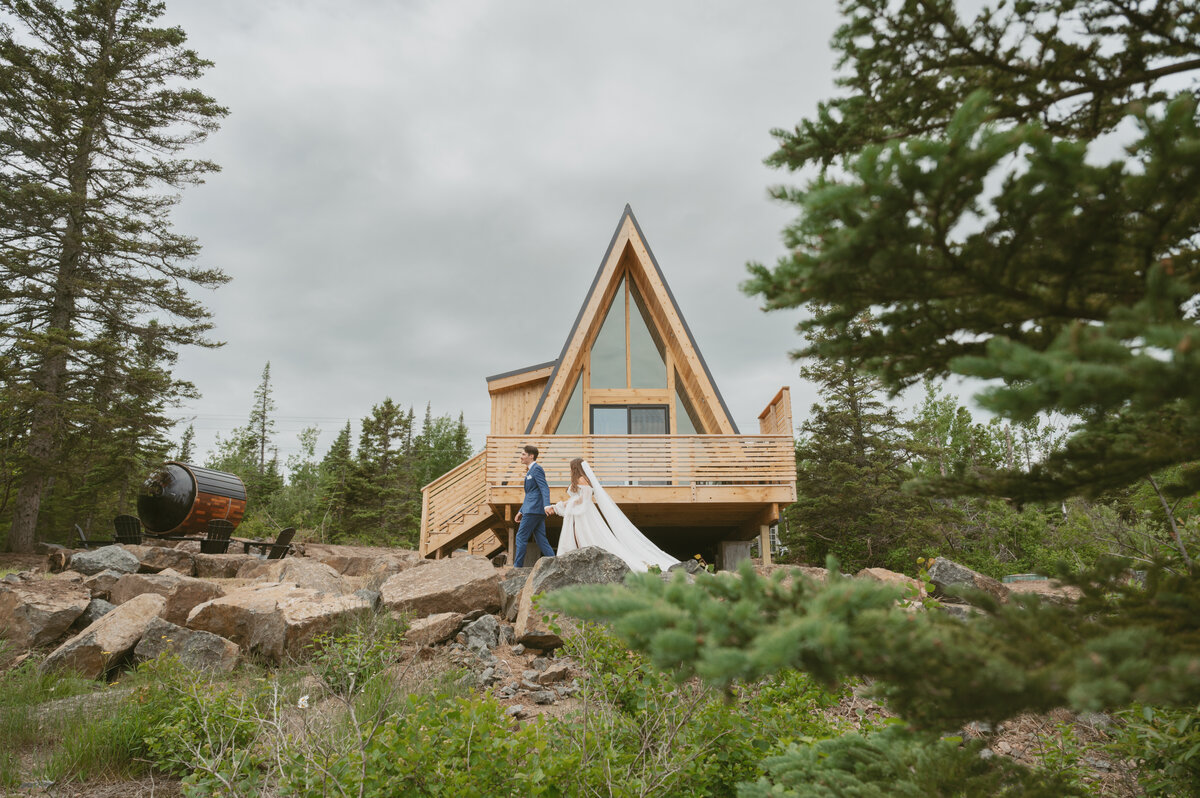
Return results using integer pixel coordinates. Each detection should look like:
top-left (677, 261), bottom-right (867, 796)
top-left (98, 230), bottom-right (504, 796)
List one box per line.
top-left (0, 361), bottom-right (472, 551)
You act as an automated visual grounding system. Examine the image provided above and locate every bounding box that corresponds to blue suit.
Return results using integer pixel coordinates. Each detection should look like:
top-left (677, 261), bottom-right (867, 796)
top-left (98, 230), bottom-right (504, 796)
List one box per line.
top-left (515, 461), bottom-right (555, 567)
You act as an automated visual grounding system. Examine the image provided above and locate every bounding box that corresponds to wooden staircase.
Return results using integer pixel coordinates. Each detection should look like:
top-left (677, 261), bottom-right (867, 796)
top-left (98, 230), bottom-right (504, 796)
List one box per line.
top-left (420, 451), bottom-right (505, 559)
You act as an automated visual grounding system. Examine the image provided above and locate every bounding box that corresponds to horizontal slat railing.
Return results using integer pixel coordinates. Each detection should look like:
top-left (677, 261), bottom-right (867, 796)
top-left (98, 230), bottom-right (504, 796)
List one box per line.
top-left (420, 451), bottom-right (488, 555)
top-left (485, 435), bottom-right (795, 488)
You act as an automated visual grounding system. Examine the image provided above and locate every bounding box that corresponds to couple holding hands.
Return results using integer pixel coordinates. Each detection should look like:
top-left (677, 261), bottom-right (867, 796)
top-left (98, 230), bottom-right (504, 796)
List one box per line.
top-left (513, 445), bottom-right (678, 573)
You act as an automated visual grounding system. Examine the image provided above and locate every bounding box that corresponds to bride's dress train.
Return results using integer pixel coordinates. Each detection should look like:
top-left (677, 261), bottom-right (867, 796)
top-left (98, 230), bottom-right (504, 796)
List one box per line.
top-left (554, 460), bottom-right (678, 572)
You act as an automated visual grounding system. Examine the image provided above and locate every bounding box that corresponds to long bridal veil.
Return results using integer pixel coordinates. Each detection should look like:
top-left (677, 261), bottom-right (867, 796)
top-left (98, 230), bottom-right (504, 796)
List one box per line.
top-left (580, 460), bottom-right (679, 571)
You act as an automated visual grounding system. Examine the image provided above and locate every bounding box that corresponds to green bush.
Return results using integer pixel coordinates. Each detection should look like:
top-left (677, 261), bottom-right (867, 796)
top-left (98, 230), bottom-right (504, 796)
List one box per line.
top-left (1109, 704), bottom-right (1200, 795)
top-left (307, 612), bottom-right (408, 697)
top-left (283, 692), bottom-right (578, 797)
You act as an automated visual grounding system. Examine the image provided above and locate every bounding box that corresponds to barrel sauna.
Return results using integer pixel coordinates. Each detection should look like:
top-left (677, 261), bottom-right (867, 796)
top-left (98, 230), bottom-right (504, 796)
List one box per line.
top-left (137, 462), bottom-right (247, 536)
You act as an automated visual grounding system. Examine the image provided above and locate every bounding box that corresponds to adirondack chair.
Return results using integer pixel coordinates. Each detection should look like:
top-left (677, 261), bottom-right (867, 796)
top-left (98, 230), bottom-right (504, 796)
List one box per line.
top-left (75, 524), bottom-right (113, 549)
top-left (201, 519), bottom-right (235, 554)
top-left (112, 514), bottom-right (144, 545)
top-left (242, 527), bottom-right (295, 559)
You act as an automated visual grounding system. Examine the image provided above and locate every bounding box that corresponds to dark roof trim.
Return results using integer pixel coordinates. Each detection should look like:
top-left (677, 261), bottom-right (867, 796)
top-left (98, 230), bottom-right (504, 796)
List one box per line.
top-left (523, 204), bottom-right (739, 435)
top-left (486, 360), bottom-right (558, 384)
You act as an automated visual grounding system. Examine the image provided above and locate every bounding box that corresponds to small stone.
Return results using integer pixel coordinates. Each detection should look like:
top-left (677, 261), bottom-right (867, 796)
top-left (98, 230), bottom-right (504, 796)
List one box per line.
top-left (979, 748), bottom-right (995, 760)
top-left (530, 656), bottom-right (550, 672)
top-left (523, 669), bottom-right (540, 680)
top-left (505, 704), bottom-right (527, 718)
top-left (536, 663), bottom-right (571, 685)
top-left (520, 678), bottom-right (540, 691)
top-left (996, 741), bottom-right (1012, 754)
top-left (531, 690), bottom-right (556, 705)
top-left (511, 643), bottom-right (525, 655)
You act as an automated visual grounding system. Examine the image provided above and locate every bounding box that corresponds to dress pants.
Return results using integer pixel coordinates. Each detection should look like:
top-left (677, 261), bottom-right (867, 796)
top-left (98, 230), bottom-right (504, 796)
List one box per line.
top-left (515, 513), bottom-right (554, 567)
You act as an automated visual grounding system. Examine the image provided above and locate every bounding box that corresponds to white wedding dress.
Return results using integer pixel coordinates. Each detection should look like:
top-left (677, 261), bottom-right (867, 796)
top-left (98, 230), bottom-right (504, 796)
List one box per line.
top-left (554, 460), bottom-right (679, 572)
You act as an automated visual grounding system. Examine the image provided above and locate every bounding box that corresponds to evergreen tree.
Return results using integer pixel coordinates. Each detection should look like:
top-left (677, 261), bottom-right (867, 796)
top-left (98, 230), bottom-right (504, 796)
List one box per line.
top-left (178, 423), bottom-right (195, 463)
top-left (248, 362), bottom-right (276, 474)
top-left (316, 421), bottom-right (353, 540)
top-left (0, 0), bottom-right (227, 551)
top-left (347, 399), bottom-right (417, 544)
top-left (786, 311), bottom-right (938, 570)
top-left (742, 0), bottom-right (1200, 501)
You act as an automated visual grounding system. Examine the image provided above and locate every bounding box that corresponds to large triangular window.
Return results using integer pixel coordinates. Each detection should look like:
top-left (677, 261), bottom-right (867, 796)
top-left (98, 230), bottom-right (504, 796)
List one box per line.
top-left (589, 277), bottom-right (626, 389)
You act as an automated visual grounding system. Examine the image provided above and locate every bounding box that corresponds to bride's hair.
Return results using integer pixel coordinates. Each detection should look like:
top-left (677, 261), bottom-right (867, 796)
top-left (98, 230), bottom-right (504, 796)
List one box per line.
top-left (569, 458), bottom-right (589, 489)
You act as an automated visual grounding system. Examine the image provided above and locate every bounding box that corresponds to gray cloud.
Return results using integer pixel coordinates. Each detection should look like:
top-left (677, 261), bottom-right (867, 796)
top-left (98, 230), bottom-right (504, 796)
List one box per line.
top-left (160, 1), bottom-right (841, 461)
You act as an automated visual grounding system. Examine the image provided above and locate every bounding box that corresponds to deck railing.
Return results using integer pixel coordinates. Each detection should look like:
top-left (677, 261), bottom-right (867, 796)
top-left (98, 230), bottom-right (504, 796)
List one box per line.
top-left (485, 435), bottom-right (795, 488)
top-left (420, 451), bottom-right (487, 555)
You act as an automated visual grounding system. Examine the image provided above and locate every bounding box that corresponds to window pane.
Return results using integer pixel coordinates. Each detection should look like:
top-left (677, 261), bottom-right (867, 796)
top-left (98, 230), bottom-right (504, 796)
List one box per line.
top-left (629, 281), bottom-right (666, 389)
top-left (554, 374), bottom-right (582, 434)
top-left (630, 407), bottom-right (667, 434)
top-left (591, 406), bottom-right (627, 434)
top-left (589, 278), bottom-right (626, 388)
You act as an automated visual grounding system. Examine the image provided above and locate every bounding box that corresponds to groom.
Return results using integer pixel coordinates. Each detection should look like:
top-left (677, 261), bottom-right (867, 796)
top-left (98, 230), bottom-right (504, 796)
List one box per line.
top-left (513, 444), bottom-right (555, 567)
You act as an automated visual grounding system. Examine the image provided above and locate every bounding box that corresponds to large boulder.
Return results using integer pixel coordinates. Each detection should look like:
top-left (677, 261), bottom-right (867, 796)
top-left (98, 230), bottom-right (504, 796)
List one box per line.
top-left (236, 558), bottom-right (349, 594)
top-left (459, 614), bottom-right (500, 655)
top-left (405, 611), bottom-right (464, 646)
top-left (514, 547), bottom-right (630, 648)
top-left (109, 570), bottom-right (226, 626)
top-left (928, 558), bottom-right (1009, 605)
top-left (379, 556), bottom-right (501, 618)
top-left (856, 567), bottom-right (924, 597)
top-left (123, 545), bottom-right (197, 576)
top-left (83, 569), bottom-right (124, 599)
top-left (0, 578), bottom-right (91, 648)
top-left (40, 593), bottom-right (166, 678)
top-left (304, 544), bottom-right (425, 577)
top-left (69, 545), bottom-right (140, 577)
top-left (134, 617), bottom-right (239, 673)
top-left (500, 568), bottom-right (532, 622)
top-left (186, 582), bottom-right (372, 663)
top-left (193, 553), bottom-right (260, 579)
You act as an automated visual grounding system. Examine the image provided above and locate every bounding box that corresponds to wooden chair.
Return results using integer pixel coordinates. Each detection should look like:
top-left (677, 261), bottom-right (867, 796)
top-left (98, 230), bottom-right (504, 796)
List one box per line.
top-left (201, 519), bottom-right (235, 554)
top-left (75, 524), bottom-right (113, 549)
top-left (242, 527), bottom-right (295, 559)
top-left (112, 514), bottom-right (144, 545)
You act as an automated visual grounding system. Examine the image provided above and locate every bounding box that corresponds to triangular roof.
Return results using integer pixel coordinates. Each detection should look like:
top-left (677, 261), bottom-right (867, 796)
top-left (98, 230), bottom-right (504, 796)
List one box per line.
top-left (524, 205), bottom-right (738, 435)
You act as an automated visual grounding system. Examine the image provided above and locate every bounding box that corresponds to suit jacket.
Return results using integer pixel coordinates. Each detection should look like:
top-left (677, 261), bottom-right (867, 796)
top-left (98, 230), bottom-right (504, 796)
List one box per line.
top-left (521, 462), bottom-right (551, 516)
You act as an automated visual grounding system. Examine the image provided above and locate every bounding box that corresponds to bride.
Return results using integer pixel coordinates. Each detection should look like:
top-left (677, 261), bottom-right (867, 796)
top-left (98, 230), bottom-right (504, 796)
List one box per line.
top-left (554, 458), bottom-right (679, 572)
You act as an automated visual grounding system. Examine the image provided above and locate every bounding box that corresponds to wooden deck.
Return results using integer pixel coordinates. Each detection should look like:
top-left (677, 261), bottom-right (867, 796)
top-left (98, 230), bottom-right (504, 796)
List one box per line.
top-left (419, 433), bottom-right (796, 560)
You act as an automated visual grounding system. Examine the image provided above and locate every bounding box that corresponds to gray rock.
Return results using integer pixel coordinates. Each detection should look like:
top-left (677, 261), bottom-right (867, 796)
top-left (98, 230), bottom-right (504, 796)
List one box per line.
top-left (83, 569), bottom-right (124, 599)
top-left (41, 593), bottom-right (166, 678)
top-left (134, 617), bottom-right (240, 673)
top-left (406, 612), bottom-right (465, 646)
top-left (511, 642), bottom-right (525, 655)
top-left (353, 589), bottom-right (381, 610)
top-left (0, 578), bottom-right (91, 648)
top-left (513, 547), bottom-right (630, 648)
top-left (530, 656), bottom-right (550, 671)
top-left (506, 704), bottom-right (527, 718)
top-left (501, 626), bottom-right (515, 645)
top-left (69, 546), bottom-right (140, 577)
top-left (379, 556), bottom-right (501, 618)
top-left (531, 690), bottom-right (557, 705)
top-left (536, 663), bottom-right (571, 685)
top-left (523, 669), bottom-right (540, 680)
top-left (77, 598), bottom-right (115, 627)
top-left (668, 559), bottom-right (705, 575)
top-left (937, 602), bottom-right (981, 620)
top-left (460, 614), bottom-right (500, 655)
top-left (928, 558), bottom-right (1009, 605)
top-left (500, 569), bottom-right (532, 622)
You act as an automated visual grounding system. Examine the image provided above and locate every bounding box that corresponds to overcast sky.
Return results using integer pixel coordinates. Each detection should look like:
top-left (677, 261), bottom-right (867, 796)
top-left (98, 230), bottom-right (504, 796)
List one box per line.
top-left (157, 1), bottom-right (845, 466)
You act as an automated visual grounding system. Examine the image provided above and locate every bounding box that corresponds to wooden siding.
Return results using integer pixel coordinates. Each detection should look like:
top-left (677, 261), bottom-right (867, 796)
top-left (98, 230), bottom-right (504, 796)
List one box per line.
top-left (758, 387), bottom-right (793, 436)
top-left (420, 451), bottom-right (488, 556)
top-left (490, 378), bottom-right (549, 435)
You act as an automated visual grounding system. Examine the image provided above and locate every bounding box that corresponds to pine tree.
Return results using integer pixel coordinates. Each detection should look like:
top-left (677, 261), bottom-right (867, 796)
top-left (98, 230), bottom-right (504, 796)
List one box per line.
top-left (248, 362), bottom-right (276, 475)
top-left (178, 424), bottom-right (195, 463)
top-left (316, 421), bottom-right (353, 540)
top-left (742, 0), bottom-right (1200, 501)
top-left (786, 311), bottom-right (939, 570)
top-left (0, 0), bottom-right (227, 551)
top-left (347, 399), bottom-right (417, 544)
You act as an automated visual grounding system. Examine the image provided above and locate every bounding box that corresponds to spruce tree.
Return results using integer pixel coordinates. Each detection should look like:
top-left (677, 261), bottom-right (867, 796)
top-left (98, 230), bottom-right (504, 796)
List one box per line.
top-left (317, 421), bottom-right (353, 539)
top-left (742, 0), bottom-right (1200, 501)
top-left (0, 0), bottom-right (227, 551)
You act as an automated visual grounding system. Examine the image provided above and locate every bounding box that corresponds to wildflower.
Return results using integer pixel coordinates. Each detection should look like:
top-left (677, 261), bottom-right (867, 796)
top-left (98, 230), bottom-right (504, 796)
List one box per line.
top-left (297, 695), bottom-right (309, 709)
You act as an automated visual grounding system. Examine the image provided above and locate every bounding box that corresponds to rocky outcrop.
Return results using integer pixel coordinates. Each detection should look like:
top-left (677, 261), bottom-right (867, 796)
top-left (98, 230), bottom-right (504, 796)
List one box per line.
top-left (192, 553), bottom-right (260, 579)
top-left (134, 617), bottom-right (239, 673)
top-left (83, 569), bottom-right (124, 599)
top-left (459, 614), bottom-right (500, 655)
top-left (186, 582), bottom-right (372, 663)
top-left (0, 578), bottom-right (91, 648)
top-left (379, 556), bottom-right (501, 618)
top-left (304, 544), bottom-right (425, 577)
top-left (855, 567), bottom-right (924, 597)
top-left (40, 593), bottom-right (166, 678)
top-left (109, 570), bottom-right (226, 626)
top-left (514, 547), bottom-right (630, 648)
top-left (405, 611), bottom-right (464, 646)
top-left (125, 545), bottom-right (197, 576)
top-left (928, 558), bottom-right (1009, 605)
top-left (236, 558), bottom-right (349, 594)
top-left (69, 546), bottom-right (140, 577)
top-left (499, 569), bottom-right (531, 622)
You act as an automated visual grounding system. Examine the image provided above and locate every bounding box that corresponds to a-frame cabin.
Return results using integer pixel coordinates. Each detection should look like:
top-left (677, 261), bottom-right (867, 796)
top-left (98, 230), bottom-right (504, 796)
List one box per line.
top-left (419, 206), bottom-right (796, 567)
